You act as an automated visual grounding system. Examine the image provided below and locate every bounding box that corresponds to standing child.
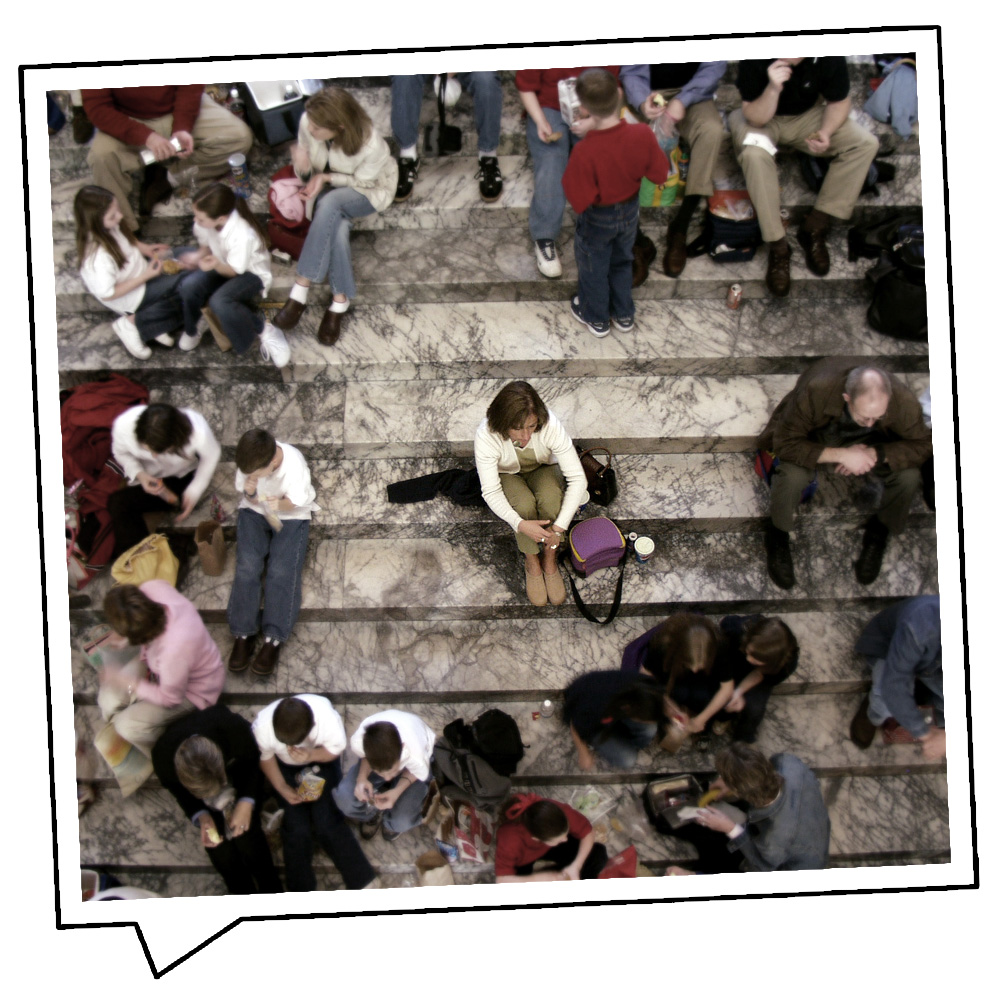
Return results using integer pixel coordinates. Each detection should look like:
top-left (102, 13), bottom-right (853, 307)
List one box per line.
top-left (75, 185), bottom-right (185, 360)
top-left (227, 428), bottom-right (317, 676)
top-left (561, 69), bottom-right (669, 337)
top-left (174, 182), bottom-right (290, 367)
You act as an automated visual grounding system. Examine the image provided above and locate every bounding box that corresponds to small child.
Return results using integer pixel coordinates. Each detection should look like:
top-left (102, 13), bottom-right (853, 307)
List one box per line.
top-left (74, 184), bottom-right (183, 360)
top-left (561, 69), bottom-right (669, 337)
top-left (227, 428), bottom-right (317, 676)
top-left (332, 709), bottom-right (436, 843)
top-left (175, 182), bottom-right (290, 367)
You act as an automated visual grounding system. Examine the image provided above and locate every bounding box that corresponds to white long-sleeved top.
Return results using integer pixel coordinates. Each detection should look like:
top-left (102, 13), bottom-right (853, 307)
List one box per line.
top-left (473, 411), bottom-right (588, 534)
top-left (193, 209), bottom-right (273, 296)
top-left (293, 113), bottom-right (397, 219)
top-left (79, 229), bottom-right (147, 315)
top-left (111, 406), bottom-right (221, 507)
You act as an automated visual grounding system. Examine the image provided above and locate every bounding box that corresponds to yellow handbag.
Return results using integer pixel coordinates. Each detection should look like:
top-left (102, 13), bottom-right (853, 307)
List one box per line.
top-left (110, 533), bottom-right (179, 586)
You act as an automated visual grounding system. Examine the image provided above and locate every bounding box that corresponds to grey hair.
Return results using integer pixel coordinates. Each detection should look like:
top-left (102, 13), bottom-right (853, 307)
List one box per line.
top-left (844, 365), bottom-right (892, 402)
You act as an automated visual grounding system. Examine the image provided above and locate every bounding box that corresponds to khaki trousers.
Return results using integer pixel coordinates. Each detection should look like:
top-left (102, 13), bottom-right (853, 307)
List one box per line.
top-left (108, 694), bottom-right (197, 758)
top-left (500, 464), bottom-right (565, 555)
top-left (88, 94), bottom-right (253, 230)
top-left (660, 94), bottom-right (726, 199)
top-left (729, 106), bottom-right (878, 242)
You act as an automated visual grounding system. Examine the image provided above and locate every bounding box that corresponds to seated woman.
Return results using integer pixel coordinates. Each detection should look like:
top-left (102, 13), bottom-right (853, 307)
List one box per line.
top-left (622, 613), bottom-right (734, 736)
top-left (152, 705), bottom-right (282, 894)
top-left (563, 669), bottom-right (666, 769)
top-left (271, 86), bottom-right (397, 347)
top-left (474, 381), bottom-right (587, 607)
top-left (109, 402), bottom-right (221, 557)
top-left (98, 581), bottom-right (225, 758)
top-left (495, 793), bottom-right (607, 882)
top-left (713, 615), bottom-right (799, 743)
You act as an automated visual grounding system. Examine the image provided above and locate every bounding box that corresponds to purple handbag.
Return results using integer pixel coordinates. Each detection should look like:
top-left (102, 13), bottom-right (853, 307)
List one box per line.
top-left (562, 518), bottom-right (628, 625)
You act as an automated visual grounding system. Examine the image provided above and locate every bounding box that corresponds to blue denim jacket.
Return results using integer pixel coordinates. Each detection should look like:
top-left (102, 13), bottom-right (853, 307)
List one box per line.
top-left (855, 595), bottom-right (942, 736)
top-left (729, 753), bottom-right (830, 871)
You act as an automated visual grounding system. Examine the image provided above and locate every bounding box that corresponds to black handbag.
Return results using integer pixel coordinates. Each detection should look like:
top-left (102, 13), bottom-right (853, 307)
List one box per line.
top-left (423, 75), bottom-right (463, 157)
top-left (578, 446), bottom-right (618, 506)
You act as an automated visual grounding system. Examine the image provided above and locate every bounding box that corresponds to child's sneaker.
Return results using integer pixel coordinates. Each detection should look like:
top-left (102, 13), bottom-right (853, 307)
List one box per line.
top-left (475, 156), bottom-right (503, 202)
top-left (178, 324), bottom-right (207, 352)
top-left (571, 296), bottom-right (610, 338)
top-left (534, 239), bottom-right (562, 278)
top-left (259, 321), bottom-right (291, 368)
top-left (154, 333), bottom-right (175, 347)
top-left (112, 316), bottom-right (152, 360)
top-left (395, 157), bottom-right (420, 201)
top-left (611, 314), bottom-right (635, 332)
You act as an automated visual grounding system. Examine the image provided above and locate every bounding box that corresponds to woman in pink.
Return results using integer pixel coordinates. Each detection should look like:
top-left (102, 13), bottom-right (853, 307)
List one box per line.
top-left (99, 580), bottom-right (224, 757)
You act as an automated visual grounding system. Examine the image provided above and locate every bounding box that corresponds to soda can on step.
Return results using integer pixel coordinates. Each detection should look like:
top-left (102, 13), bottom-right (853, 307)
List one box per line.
top-left (726, 284), bottom-right (743, 310)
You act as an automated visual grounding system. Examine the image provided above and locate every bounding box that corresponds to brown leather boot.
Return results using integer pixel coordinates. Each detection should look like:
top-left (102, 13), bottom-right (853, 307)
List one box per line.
top-left (765, 241), bottom-right (792, 297)
top-left (251, 639), bottom-right (282, 676)
top-left (663, 223), bottom-right (689, 278)
top-left (273, 298), bottom-right (305, 331)
top-left (796, 226), bottom-right (831, 276)
top-left (317, 309), bottom-right (344, 346)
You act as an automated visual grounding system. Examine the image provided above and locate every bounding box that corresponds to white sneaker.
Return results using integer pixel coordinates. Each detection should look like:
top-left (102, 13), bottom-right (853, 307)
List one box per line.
top-left (534, 239), bottom-right (562, 278)
top-left (112, 316), bottom-right (152, 360)
top-left (259, 321), bottom-right (290, 368)
top-left (178, 325), bottom-right (206, 352)
top-left (154, 333), bottom-right (175, 347)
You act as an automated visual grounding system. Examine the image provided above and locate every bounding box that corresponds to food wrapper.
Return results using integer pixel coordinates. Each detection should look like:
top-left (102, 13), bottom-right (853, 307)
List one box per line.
top-left (557, 77), bottom-right (581, 127)
top-left (295, 770), bottom-right (325, 801)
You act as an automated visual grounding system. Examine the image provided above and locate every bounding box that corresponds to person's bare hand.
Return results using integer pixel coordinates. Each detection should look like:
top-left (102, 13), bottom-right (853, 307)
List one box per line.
top-left (172, 131), bottom-right (195, 157)
top-left (921, 726), bottom-right (946, 760)
top-left (145, 132), bottom-right (176, 162)
top-left (143, 257), bottom-right (163, 281)
top-left (518, 519), bottom-right (553, 544)
top-left (298, 173), bottom-right (327, 200)
top-left (805, 131), bottom-right (831, 154)
top-left (642, 94), bottom-right (666, 120)
top-left (767, 60), bottom-right (794, 89)
top-left (837, 445), bottom-right (878, 476)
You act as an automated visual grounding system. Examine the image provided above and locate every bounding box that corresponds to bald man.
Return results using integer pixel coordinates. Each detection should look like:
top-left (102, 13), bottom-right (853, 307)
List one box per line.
top-left (757, 357), bottom-right (932, 589)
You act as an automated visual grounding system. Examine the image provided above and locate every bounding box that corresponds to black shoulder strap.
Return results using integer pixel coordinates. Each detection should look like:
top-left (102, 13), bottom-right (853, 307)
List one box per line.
top-left (560, 547), bottom-right (628, 625)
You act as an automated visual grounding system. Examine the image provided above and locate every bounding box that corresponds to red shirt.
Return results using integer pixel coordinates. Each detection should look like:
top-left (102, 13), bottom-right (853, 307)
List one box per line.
top-left (494, 796), bottom-right (592, 877)
top-left (561, 120), bottom-right (669, 213)
top-left (81, 86), bottom-right (205, 147)
top-left (515, 68), bottom-right (620, 111)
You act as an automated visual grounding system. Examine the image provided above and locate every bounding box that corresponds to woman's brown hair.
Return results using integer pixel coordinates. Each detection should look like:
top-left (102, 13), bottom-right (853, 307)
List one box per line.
top-left (174, 736), bottom-right (227, 800)
top-left (304, 87), bottom-right (372, 157)
top-left (715, 742), bottom-right (783, 807)
top-left (486, 381), bottom-right (550, 436)
top-left (647, 613), bottom-right (720, 693)
top-left (742, 617), bottom-right (798, 675)
top-left (74, 185), bottom-right (137, 270)
top-left (103, 585), bottom-right (167, 645)
top-left (192, 182), bottom-right (269, 249)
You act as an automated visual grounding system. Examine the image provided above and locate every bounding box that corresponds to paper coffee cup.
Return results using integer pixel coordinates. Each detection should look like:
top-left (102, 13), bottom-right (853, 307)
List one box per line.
top-left (635, 536), bottom-right (655, 562)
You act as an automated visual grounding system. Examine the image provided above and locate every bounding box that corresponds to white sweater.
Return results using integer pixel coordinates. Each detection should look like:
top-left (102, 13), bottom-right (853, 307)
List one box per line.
top-left (78, 229), bottom-right (146, 315)
top-left (473, 411), bottom-right (588, 533)
top-left (294, 114), bottom-right (397, 218)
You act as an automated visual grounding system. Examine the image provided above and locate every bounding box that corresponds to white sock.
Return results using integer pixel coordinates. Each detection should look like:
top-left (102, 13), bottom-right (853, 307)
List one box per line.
top-left (290, 282), bottom-right (309, 304)
top-left (399, 145), bottom-right (418, 160)
top-left (479, 150), bottom-right (498, 159)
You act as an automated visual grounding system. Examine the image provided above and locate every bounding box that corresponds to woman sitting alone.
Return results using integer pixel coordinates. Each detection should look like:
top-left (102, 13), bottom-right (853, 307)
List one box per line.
top-left (474, 381), bottom-right (587, 606)
top-left (495, 793), bottom-right (608, 882)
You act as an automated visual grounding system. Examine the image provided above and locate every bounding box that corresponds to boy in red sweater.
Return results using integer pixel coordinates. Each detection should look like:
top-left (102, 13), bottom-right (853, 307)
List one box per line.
top-left (561, 70), bottom-right (669, 337)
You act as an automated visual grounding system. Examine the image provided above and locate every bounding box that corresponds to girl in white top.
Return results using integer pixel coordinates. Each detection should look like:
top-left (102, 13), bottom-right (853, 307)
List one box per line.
top-left (173, 182), bottom-right (290, 368)
top-left (74, 184), bottom-right (184, 361)
top-left (270, 87), bottom-right (397, 347)
top-left (474, 381), bottom-right (588, 607)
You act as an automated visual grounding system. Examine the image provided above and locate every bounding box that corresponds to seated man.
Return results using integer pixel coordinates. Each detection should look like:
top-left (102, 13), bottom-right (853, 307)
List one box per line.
top-left (758, 357), bottom-right (931, 589)
top-left (620, 61), bottom-right (728, 277)
top-left (673, 743), bottom-right (830, 873)
top-left (390, 72), bottom-right (503, 203)
top-left (729, 57), bottom-right (878, 296)
top-left (850, 595), bottom-right (945, 759)
top-left (82, 85), bottom-right (253, 232)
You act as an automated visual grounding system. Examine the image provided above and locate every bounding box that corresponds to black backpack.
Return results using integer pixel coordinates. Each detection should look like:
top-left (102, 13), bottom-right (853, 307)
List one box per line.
top-left (865, 223), bottom-right (926, 340)
top-left (798, 152), bottom-right (896, 198)
top-left (432, 738), bottom-right (512, 807)
top-left (686, 210), bottom-right (762, 263)
top-left (443, 709), bottom-right (525, 777)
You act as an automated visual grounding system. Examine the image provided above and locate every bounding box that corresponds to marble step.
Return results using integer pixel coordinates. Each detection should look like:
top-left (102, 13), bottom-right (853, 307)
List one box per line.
top-left (52, 224), bottom-right (906, 316)
top-left (47, 149), bottom-right (921, 240)
top-left (70, 604), bottom-right (912, 701)
top-left (68, 522), bottom-right (939, 621)
top-left (55, 298), bottom-right (929, 386)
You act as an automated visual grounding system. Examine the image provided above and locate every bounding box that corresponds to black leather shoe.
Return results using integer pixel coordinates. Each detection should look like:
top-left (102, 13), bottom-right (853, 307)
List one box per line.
top-left (632, 245), bottom-right (650, 288)
top-left (360, 813), bottom-right (383, 840)
top-left (796, 226), bottom-right (831, 276)
top-left (273, 298), bottom-right (305, 331)
top-left (764, 521), bottom-right (795, 589)
top-left (849, 694), bottom-right (878, 748)
top-left (228, 636), bottom-right (256, 673)
top-left (663, 223), bottom-right (688, 278)
top-left (766, 243), bottom-right (792, 297)
top-left (317, 308), bottom-right (344, 346)
top-left (855, 517), bottom-right (889, 585)
top-left (251, 639), bottom-right (282, 676)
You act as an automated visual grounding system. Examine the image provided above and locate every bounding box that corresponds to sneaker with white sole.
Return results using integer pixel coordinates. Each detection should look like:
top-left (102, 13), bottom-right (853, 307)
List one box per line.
top-left (154, 332), bottom-right (175, 347)
top-left (112, 316), bottom-right (152, 359)
top-left (570, 296), bottom-right (610, 338)
top-left (534, 239), bottom-right (562, 278)
top-left (178, 326), bottom-right (206, 351)
top-left (611, 314), bottom-right (635, 332)
top-left (259, 321), bottom-right (290, 368)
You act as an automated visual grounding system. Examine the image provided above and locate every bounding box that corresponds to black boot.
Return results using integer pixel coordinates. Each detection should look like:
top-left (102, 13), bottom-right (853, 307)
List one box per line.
top-left (764, 520), bottom-right (795, 589)
top-left (854, 516), bottom-right (889, 585)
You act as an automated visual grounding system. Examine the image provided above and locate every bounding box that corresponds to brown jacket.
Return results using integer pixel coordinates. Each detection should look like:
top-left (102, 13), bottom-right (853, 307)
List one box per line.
top-left (757, 357), bottom-right (931, 472)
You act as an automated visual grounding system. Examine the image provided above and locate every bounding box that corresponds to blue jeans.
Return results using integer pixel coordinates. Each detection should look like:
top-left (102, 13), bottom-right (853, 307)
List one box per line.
top-left (592, 718), bottom-right (657, 768)
top-left (525, 105), bottom-right (578, 241)
top-left (131, 271), bottom-right (187, 342)
top-left (276, 759), bottom-right (375, 891)
top-left (574, 196), bottom-right (640, 324)
top-left (333, 761), bottom-right (430, 834)
top-left (226, 509), bottom-right (310, 642)
top-left (391, 73), bottom-right (502, 152)
top-left (296, 186), bottom-right (376, 299)
top-left (177, 269), bottom-right (264, 353)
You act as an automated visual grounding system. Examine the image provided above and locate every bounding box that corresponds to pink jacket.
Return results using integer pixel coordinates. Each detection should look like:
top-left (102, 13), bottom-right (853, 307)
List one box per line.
top-left (134, 580), bottom-right (224, 709)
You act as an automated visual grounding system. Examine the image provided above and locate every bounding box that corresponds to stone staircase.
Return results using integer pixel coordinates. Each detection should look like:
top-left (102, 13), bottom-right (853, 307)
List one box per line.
top-left (58, 65), bottom-right (944, 896)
